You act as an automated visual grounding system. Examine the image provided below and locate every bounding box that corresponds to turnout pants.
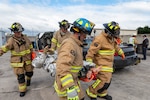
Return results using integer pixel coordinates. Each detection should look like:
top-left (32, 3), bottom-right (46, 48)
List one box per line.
top-left (87, 72), bottom-right (112, 98)
top-left (13, 64), bottom-right (33, 92)
top-left (55, 78), bottom-right (85, 100)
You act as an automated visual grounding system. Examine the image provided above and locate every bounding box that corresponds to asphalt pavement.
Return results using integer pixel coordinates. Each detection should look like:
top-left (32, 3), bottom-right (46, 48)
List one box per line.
top-left (0, 51), bottom-right (150, 100)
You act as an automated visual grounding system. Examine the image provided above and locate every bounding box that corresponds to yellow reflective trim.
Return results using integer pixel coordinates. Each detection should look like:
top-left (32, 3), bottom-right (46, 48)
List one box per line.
top-left (61, 74), bottom-right (74, 87)
top-left (57, 43), bottom-right (60, 48)
top-left (97, 93), bottom-right (107, 97)
top-left (118, 49), bottom-right (124, 55)
top-left (74, 85), bottom-right (80, 92)
top-left (54, 81), bottom-right (80, 97)
top-left (61, 21), bottom-right (67, 25)
top-left (1, 46), bottom-right (9, 52)
top-left (54, 81), bottom-right (67, 97)
top-left (11, 60), bottom-right (31, 67)
top-left (86, 88), bottom-right (97, 98)
top-left (86, 58), bottom-right (93, 62)
top-left (11, 63), bottom-right (24, 67)
top-left (92, 79), bottom-right (101, 89)
top-left (51, 38), bottom-right (57, 44)
top-left (12, 24), bottom-right (15, 28)
top-left (98, 49), bottom-right (115, 55)
top-left (51, 48), bottom-right (55, 51)
top-left (25, 60), bottom-right (31, 65)
top-left (11, 49), bottom-right (31, 56)
top-left (101, 66), bottom-right (113, 72)
top-left (78, 81), bottom-right (80, 86)
top-left (85, 23), bottom-right (89, 27)
top-left (109, 25), bottom-right (113, 30)
top-left (19, 84), bottom-right (26, 91)
top-left (62, 79), bottom-right (73, 87)
top-left (108, 22), bottom-right (111, 27)
top-left (108, 22), bottom-right (120, 30)
top-left (71, 66), bottom-right (82, 73)
top-left (114, 26), bottom-right (119, 30)
top-left (78, 20), bottom-right (83, 25)
top-left (30, 44), bottom-right (33, 49)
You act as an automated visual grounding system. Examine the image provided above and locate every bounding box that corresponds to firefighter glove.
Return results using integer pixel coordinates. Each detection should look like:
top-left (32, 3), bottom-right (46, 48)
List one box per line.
top-left (43, 46), bottom-right (50, 53)
top-left (48, 48), bottom-right (54, 55)
top-left (67, 86), bottom-right (79, 100)
top-left (121, 53), bottom-right (125, 60)
top-left (90, 66), bottom-right (101, 74)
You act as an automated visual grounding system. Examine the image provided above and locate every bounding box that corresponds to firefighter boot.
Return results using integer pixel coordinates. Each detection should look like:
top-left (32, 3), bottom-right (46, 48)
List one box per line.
top-left (101, 95), bottom-right (112, 100)
top-left (20, 92), bottom-right (26, 97)
top-left (26, 80), bottom-right (31, 86)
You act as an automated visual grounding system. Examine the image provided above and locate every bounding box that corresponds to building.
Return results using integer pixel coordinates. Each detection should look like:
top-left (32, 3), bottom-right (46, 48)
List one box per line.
top-left (0, 30), bottom-right (6, 47)
top-left (91, 28), bottom-right (138, 43)
top-left (5, 29), bottom-right (149, 48)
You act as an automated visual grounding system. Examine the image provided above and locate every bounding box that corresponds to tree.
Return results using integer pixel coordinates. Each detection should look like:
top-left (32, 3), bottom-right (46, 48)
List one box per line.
top-left (137, 26), bottom-right (150, 34)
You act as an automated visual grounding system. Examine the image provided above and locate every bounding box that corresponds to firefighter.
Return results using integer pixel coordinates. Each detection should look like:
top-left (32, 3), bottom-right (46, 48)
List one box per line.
top-left (86, 21), bottom-right (125, 100)
top-left (54, 18), bottom-right (95, 100)
top-left (45, 19), bottom-right (72, 54)
top-left (128, 34), bottom-right (138, 51)
top-left (0, 22), bottom-right (34, 97)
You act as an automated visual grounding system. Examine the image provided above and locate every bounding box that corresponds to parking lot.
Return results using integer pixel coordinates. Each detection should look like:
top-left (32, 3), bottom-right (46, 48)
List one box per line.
top-left (0, 51), bottom-right (150, 100)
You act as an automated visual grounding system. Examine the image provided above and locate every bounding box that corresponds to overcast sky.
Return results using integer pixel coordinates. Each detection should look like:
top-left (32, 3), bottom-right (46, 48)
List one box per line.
top-left (0, 0), bottom-right (150, 36)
